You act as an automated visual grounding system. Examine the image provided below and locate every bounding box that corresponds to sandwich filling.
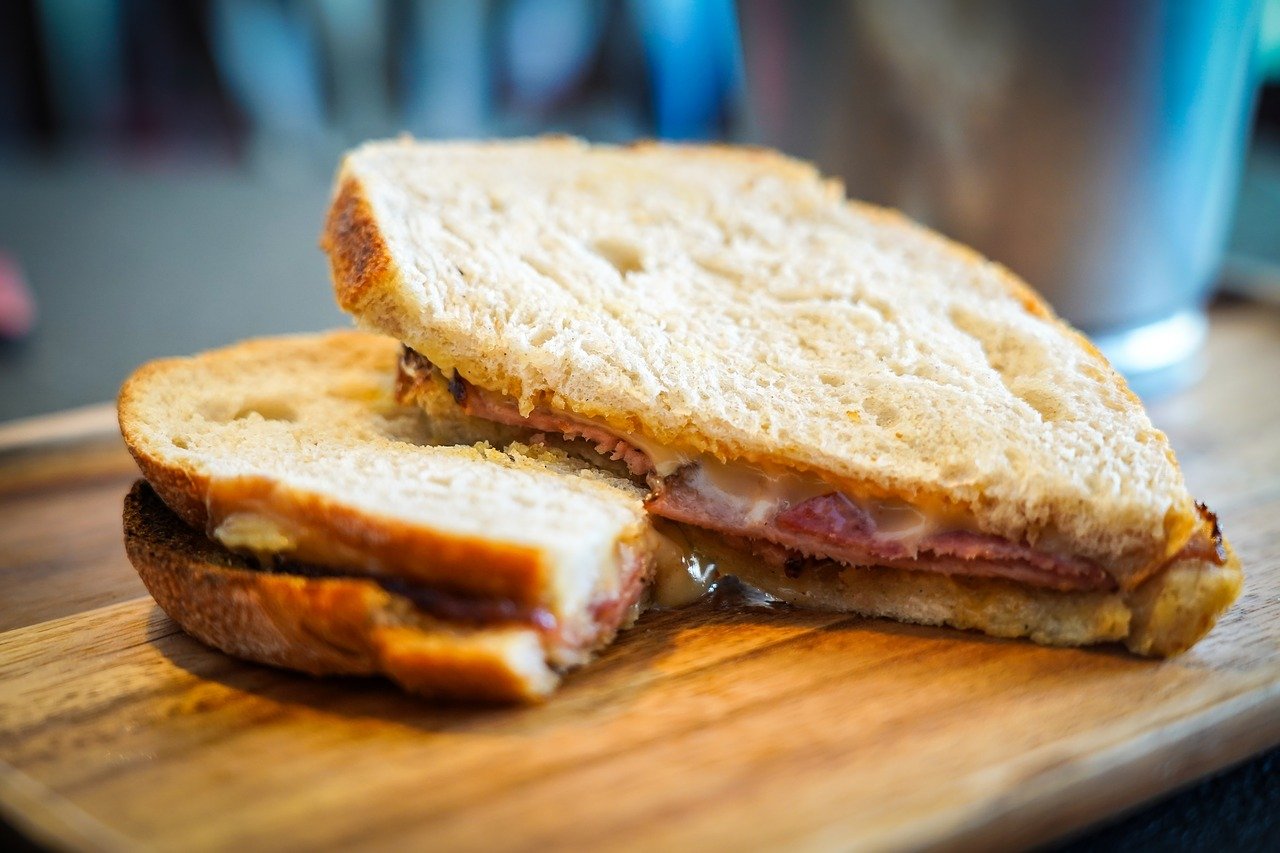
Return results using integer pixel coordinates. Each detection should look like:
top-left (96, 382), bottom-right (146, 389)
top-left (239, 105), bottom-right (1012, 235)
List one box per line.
top-left (207, 496), bottom-right (651, 667)
top-left (399, 348), bottom-right (1226, 594)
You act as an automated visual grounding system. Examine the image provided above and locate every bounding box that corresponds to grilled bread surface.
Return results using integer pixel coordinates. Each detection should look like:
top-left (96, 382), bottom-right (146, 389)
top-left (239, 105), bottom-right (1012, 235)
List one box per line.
top-left (323, 137), bottom-right (1208, 586)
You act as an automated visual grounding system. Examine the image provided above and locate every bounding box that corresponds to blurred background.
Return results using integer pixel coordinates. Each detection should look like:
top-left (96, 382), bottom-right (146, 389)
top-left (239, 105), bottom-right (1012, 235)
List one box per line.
top-left (0, 0), bottom-right (1278, 420)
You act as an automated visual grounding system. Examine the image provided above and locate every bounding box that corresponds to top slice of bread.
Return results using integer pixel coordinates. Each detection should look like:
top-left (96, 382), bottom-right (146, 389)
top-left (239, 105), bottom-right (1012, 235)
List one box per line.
top-left (117, 330), bottom-right (650, 638)
top-left (324, 137), bottom-right (1204, 583)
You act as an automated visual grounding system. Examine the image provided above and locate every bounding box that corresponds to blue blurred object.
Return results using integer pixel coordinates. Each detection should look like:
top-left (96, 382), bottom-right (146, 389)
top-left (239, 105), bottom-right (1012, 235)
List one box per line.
top-left (402, 0), bottom-right (492, 138)
top-left (209, 0), bottom-right (326, 144)
top-left (1263, 0), bottom-right (1280, 78)
top-left (1, 0), bottom-right (747, 158)
top-left (503, 0), bottom-right (604, 113)
top-left (740, 0), bottom-right (1264, 397)
top-left (631, 0), bottom-right (742, 139)
top-left (315, 0), bottom-right (393, 141)
top-left (35, 0), bottom-right (125, 143)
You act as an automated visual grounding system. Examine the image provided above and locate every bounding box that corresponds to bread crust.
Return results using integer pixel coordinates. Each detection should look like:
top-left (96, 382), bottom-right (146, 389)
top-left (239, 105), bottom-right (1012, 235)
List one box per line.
top-left (123, 442), bottom-right (552, 606)
top-left (320, 137), bottom-right (1206, 586)
top-left (323, 179), bottom-right (395, 313)
top-left (123, 481), bottom-right (558, 701)
top-left (115, 331), bottom-right (627, 611)
top-left (726, 542), bottom-right (1241, 657)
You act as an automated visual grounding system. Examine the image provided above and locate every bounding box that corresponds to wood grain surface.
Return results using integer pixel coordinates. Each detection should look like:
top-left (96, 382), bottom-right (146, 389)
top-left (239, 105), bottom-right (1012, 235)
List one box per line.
top-left (1, 301), bottom-right (1278, 852)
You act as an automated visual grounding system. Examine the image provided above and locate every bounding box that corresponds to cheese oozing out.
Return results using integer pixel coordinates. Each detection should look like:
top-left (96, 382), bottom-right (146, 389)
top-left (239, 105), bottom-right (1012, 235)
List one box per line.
top-left (646, 523), bottom-right (718, 608)
top-left (212, 512), bottom-right (298, 567)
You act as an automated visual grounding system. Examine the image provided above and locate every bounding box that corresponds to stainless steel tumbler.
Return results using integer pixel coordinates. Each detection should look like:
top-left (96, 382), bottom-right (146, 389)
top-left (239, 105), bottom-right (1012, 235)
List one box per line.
top-left (740, 0), bottom-right (1263, 394)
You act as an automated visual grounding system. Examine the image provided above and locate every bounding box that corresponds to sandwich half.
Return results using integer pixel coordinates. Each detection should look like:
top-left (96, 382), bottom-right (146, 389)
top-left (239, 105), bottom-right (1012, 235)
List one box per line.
top-left (118, 331), bottom-right (654, 700)
top-left (323, 137), bottom-right (1241, 656)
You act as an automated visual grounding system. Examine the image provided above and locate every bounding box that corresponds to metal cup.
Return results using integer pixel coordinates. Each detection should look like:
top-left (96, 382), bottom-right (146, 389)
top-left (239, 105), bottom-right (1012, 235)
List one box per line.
top-left (740, 0), bottom-right (1263, 395)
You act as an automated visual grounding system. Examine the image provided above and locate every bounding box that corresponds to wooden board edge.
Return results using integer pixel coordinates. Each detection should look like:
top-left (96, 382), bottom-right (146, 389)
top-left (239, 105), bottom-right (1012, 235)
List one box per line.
top-left (0, 762), bottom-right (134, 852)
top-left (913, 682), bottom-right (1280, 852)
top-left (0, 403), bottom-right (118, 455)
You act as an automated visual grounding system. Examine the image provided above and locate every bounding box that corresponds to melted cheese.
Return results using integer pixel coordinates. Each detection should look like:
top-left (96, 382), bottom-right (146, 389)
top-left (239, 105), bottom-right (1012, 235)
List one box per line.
top-left (204, 481), bottom-right (392, 578)
top-left (613, 430), bottom-right (693, 477)
top-left (645, 521), bottom-right (798, 609)
top-left (647, 524), bottom-right (717, 608)
top-left (616, 428), bottom-right (966, 553)
top-left (211, 512), bottom-right (297, 567)
top-left (574, 412), bottom-right (969, 550)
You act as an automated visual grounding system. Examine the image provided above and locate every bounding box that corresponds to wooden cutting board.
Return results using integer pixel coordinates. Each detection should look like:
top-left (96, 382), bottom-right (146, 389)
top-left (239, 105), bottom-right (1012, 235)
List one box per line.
top-left (2, 303), bottom-right (1279, 852)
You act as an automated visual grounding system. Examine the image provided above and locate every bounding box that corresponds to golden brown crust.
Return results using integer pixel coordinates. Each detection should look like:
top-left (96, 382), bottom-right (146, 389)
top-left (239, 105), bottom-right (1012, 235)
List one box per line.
top-left (123, 481), bottom-right (557, 702)
top-left (117, 360), bottom-right (215, 529)
top-left (322, 177), bottom-right (395, 314)
top-left (372, 627), bottom-right (550, 701)
top-left (1123, 541), bottom-right (1241, 656)
top-left (122, 443), bottom-right (554, 605)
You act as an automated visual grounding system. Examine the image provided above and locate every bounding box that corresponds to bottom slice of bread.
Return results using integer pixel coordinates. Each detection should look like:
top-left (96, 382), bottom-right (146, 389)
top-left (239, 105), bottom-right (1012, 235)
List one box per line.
top-left (124, 481), bottom-right (560, 702)
top-left (720, 541), bottom-right (1242, 657)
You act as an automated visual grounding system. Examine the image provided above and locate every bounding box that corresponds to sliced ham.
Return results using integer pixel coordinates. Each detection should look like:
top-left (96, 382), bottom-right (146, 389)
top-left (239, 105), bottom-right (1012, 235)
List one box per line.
top-left (646, 468), bottom-right (1114, 592)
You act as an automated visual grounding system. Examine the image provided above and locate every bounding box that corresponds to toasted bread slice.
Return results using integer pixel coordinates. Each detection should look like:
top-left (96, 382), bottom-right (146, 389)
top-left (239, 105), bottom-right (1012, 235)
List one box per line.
top-left (677, 528), bottom-right (1241, 657)
top-left (118, 331), bottom-right (653, 689)
top-left (124, 482), bottom-right (558, 701)
top-left (323, 137), bottom-right (1209, 588)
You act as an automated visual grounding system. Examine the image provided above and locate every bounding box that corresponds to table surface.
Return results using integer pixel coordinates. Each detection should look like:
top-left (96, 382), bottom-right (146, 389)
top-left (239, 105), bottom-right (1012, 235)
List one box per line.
top-left (0, 301), bottom-right (1278, 851)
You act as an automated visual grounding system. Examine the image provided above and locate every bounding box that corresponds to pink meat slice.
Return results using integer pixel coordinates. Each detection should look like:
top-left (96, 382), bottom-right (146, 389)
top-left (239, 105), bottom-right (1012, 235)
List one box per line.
top-left (646, 471), bottom-right (1114, 592)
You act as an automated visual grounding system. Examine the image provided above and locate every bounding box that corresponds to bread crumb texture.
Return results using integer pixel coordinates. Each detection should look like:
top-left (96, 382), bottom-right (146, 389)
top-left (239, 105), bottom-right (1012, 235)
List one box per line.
top-left (330, 138), bottom-right (1199, 578)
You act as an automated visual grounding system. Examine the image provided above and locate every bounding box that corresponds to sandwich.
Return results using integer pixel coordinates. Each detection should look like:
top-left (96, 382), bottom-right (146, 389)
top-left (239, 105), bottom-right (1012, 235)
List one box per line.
top-left (322, 136), bottom-right (1241, 656)
top-left (118, 331), bottom-right (658, 701)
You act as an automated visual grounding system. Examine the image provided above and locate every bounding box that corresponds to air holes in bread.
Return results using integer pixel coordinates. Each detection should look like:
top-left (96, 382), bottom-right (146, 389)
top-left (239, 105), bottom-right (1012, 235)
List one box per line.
top-left (524, 254), bottom-right (569, 286)
top-left (860, 295), bottom-right (895, 322)
top-left (528, 327), bottom-right (556, 347)
top-left (693, 254), bottom-right (741, 282)
top-left (843, 304), bottom-right (883, 333)
top-left (948, 304), bottom-right (992, 348)
top-left (1015, 386), bottom-right (1067, 423)
top-left (232, 399), bottom-right (297, 423)
top-left (864, 397), bottom-right (901, 428)
top-left (170, 435), bottom-right (190, 449)
top-left (949, 303), bottom-right (1053, 400)
top-left (1135, 427), bottom-right (1161, 446)
top-left (592, 238), bottom-right (645, 276)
